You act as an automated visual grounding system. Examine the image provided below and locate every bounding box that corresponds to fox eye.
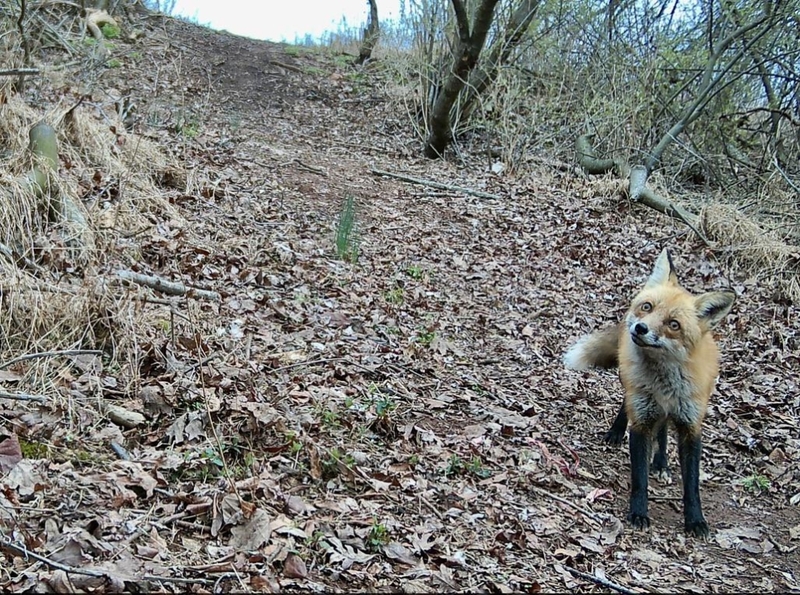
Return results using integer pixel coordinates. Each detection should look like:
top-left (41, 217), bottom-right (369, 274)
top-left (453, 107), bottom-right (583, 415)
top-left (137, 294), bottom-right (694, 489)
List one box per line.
top-left (641, 302), bottom-right (653, 312)
top-left (669, 319), bottom-right (681, 331)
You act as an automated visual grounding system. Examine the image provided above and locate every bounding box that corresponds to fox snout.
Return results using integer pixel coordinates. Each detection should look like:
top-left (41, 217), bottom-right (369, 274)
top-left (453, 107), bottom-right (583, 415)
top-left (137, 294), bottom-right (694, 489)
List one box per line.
top-left (629, 320), bottom-right (659, 348)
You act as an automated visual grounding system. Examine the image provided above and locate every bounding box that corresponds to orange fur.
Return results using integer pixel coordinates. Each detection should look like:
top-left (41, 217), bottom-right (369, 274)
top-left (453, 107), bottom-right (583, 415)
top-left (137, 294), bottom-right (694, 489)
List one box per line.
top-left (564, 248), bottom-right (735, 536)
top-left (618, 272), bottom-right (727, 436)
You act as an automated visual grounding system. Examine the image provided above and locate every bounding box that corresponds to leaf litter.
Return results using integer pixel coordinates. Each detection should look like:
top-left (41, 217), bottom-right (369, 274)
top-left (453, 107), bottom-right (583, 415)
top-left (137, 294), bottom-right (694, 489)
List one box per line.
top-left (0, 12), bottom-right (798, 595)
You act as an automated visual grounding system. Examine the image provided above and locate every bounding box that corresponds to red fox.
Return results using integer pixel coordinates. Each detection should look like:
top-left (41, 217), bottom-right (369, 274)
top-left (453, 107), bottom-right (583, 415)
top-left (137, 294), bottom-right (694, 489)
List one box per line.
top-left (564, 249), bottom-right (735, 537)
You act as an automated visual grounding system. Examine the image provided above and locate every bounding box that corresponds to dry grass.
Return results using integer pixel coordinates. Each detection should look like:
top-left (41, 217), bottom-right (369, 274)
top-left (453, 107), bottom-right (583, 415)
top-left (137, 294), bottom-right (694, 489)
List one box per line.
top-left (701, 202), bottom-right (800, 300)
top-left (0, 85), bottom-right (183, 399)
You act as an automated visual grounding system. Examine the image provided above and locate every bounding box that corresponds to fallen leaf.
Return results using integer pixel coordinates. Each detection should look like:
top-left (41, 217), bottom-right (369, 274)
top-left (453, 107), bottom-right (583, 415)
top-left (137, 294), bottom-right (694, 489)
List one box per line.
top-left (283, 553), bottom-right (308, 578)
top-left (0, 434), bottom-right (23, 473)
top-left (382, 541), bottom-right (418, 565)
top-left (230, 508), bottom-right (272, 550)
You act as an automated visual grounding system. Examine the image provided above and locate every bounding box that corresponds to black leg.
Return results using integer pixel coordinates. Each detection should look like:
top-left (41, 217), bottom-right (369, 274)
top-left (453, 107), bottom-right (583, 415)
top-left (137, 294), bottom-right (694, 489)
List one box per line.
top-left (604, 402), bottom-right (628, 445)
top-left (677, 426), bottom-right (708, 537)
top-left (651, 422), bottom-right (671, 482)
top-left (627, 428), bottom-right (651, 530)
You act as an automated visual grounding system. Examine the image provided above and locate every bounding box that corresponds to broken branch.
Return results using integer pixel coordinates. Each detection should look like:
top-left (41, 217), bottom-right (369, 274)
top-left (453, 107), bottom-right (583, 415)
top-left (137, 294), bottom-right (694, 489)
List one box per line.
top-left (371, 168), bottom-right (502, 200)
top-left (0, 68), bottom-right (39, 76)
top-left (0, 391), bottom-right (48, 403)
top-left (116, 270), bottom-right (220, 301)
top-left (0, 349), bottom-right (103, 371)
top-left (565, 566), bottom-right (640, 595)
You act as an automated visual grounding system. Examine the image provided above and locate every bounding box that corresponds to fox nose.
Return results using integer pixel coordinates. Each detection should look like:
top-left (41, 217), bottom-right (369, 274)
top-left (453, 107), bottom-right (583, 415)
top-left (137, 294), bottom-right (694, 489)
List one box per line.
top-left (634, 322), bottom-right (649, 336)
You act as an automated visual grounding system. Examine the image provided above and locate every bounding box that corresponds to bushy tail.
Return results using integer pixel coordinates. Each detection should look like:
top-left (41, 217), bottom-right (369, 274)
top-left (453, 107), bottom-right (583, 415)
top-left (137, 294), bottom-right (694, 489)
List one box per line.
top-left (563, 324), bottom-right (621, 370)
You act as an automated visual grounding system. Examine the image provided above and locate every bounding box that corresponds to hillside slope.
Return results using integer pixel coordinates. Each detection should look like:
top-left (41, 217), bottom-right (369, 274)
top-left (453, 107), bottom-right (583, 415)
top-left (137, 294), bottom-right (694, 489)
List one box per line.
top-left (1, 13), bottom-right (798, 593)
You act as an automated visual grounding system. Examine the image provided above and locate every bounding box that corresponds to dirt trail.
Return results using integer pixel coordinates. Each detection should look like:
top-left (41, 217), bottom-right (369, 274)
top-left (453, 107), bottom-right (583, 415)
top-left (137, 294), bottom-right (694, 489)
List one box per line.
top-left (3, 15), bottom-right (798, 593)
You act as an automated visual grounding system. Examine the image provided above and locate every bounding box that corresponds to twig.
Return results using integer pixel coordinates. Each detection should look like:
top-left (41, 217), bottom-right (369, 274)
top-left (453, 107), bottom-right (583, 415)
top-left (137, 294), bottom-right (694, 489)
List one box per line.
top-left (370, 168), bottom-right (502, 200)
top-left (0, 240), bottom-right (45, 273)
top-left (110, 441), bottom-right (131, 460)
top-left (0, 536), bottom-right (109, 579)
top-left (293, 158), bottom-right (327, 176)
top-left (0, 349), bottom-right (103, 370)
top-left (565, 566), bottom-right (641, 595)
top-left (0, 391), bottom-right (48, 403)
top-left (268, 356), bottom-right (380, 375)
top-left (0, 68), bottom-right (39, 76)
top-left (530, 485), bottom-right (605, 524)
top-left (418, 494), bottom-right (444, 520)
top-left (267, 59), bottom-right (305, 74)
top-left (0, 535), bottom-right (213, 585)
top-left (116, 270), bottom-right (220, 301)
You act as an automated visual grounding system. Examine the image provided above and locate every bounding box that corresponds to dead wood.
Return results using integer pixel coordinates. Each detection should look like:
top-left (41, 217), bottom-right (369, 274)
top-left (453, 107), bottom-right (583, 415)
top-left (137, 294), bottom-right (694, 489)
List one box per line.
top-left (575, 135), bottom-right (709, 244)
top-left (0, 535), bottom-right (214, 587)
top-left (529, 485), bottom-right (606, 525)
top-left (564, 566), bottom-right (640, 595)
top-left (0, 349), bottom-right (104, 370)
top-left (0, 391), bottom-right (48, 403)
top-left (371, 168), bottom-right (502, 200)
top-left (104, 403), bottom-right (146, 428)
top-left (355, 0), bottom-right (379, 66)
top-left (116, 269), bottom-right (221, 301)
top-left (0, 68), bottom-right (39, 76)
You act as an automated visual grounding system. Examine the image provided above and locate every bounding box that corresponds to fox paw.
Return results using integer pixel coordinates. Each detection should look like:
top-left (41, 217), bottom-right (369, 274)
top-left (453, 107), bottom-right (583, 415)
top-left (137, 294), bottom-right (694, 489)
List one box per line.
top-left (603, 428), bottom-right (626, 446)
top-left (685, 519), bottom-right (709, 538)
top-left (627, 512), bottom-right (650, 530)
top-left (651, 465), bottom-right (673, 485)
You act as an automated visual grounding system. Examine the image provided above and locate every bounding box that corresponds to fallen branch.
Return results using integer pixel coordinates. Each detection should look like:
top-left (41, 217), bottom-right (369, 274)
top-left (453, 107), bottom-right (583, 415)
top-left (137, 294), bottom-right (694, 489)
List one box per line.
top-left (267, 59), bottom-right (304, 74)
top-left (116, 270), bottom-right (220, 301)
top-left (0, 536), bottom-right (112, 580)
top-left (370, 168), bottom-right (502, 200)
top-left (575, 134), bottom-right (627, 176)
top-left (0, 349), bottom-right (103, 371)
top-left (564, 566), bottom-right (641, 595)
top-left (0, 391), bottom-right (48, 403)
top-left (0, 240), bottom-right (45, 273)
top-left (104, 404), bottom-right (146, 428)
top-left (575, 135), bottom-right (710, 245)
top-left (529, 485), bottom-right (605, 524)
top-left (0, 68), bottom-right (39, 76)
top-left (282, 158), bottom-right (327, 176)
top-left (632, 182), bottom-right (709, 246)
top-left (0, 535), bottom-right (214, 586)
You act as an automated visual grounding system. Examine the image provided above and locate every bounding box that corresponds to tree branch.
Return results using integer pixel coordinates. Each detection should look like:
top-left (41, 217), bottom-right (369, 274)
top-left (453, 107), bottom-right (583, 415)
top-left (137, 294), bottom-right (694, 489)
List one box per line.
top-left (0, 350), bottom-right (104, 371)
top-left (371, 168), bottom-right (502, 199)
top-left (564, 566), bottom-right (641, 595)
top-left (645, 14), bottom-right (771, 172)
top-left (116, 270), bottom-right (221, 301)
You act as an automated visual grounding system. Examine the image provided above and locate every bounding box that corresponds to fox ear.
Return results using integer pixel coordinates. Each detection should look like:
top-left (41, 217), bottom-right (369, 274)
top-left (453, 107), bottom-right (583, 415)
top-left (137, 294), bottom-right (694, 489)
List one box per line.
top-left (695, 291), bottom-right (736, 327)
top-left (645, 248), bottom-right (679, 288)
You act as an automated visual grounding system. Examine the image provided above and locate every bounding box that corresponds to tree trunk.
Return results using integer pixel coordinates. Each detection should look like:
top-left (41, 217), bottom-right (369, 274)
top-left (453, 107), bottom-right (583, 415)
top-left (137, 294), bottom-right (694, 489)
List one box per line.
top-left (458, 0), bottom-right (541, 123)
top-left (424, 0), bottom-right (501, 158)
top-left (356, 0), bottom-right (379, 66)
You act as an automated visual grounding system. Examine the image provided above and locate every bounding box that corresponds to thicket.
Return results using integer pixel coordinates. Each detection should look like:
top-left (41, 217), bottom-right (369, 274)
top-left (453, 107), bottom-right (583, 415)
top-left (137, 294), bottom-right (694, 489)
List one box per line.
top-left (325, 0), bottom-right (800, 295)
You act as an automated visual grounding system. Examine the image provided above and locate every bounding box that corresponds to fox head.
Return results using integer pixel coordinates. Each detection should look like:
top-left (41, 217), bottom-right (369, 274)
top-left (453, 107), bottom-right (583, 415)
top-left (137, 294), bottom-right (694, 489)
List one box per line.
top-left (626, 249), bottom-right (736, 358)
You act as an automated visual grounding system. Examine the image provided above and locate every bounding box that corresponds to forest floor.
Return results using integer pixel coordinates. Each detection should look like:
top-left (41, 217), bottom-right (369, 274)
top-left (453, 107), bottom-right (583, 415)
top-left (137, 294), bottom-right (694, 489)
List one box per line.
top-left (1, 12), bottom-right (799, 594)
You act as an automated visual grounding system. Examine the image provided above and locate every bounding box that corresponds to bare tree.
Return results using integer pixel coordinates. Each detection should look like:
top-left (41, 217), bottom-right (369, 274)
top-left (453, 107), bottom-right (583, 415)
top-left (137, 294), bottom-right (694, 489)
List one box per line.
top-left (458, 0), bottom-right (541, 123)
top-left (576, 2), bottom-right (781, 237)
top-left (356, 0), bottom-right (380, 65)
top-left (424, 0), bottom-right (501, 158)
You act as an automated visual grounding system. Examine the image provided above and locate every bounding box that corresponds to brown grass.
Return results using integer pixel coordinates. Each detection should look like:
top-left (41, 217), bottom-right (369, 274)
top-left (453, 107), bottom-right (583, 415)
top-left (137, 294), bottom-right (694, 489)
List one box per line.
top-left (0, 88), bottom-right (183, 398)
top-left (701, 202), bottom-right (800, 300)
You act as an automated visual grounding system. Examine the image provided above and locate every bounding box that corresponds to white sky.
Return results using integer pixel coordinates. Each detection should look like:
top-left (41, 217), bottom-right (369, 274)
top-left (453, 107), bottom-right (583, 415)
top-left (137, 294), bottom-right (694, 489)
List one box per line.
top-left (172, 0), bottom-right (402, 43)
